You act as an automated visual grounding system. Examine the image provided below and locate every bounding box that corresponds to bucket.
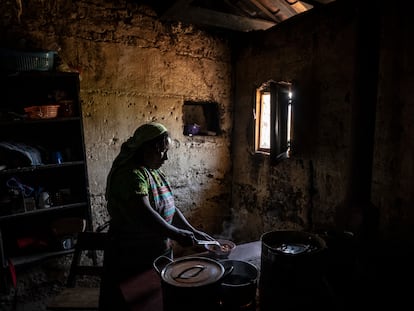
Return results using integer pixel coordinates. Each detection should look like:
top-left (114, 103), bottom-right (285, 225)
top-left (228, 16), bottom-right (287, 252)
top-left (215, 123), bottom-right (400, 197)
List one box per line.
top-left (259, 230), bottom-right (328, 311)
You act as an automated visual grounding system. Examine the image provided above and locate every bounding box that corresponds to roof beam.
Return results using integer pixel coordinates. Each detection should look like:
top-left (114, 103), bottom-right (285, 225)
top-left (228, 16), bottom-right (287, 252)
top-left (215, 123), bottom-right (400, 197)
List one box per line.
top-left (273, 0), bottom-right (298, 18)
top-left (300, 0), bottom-right (334, 7)
top-left (248, 0), bottom-right (279, 22)
top-left (161, 5), bottom-right (276, 32)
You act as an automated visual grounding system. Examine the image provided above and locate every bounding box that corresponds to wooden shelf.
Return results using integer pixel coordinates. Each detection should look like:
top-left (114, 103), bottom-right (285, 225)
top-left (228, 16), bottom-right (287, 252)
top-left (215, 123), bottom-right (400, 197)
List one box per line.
top-left (0, 116), bottom-right (81, 125)
top-left (0, 161), bottom-right (85, 175)
top-left (0, 202), bottom-right (88, 221)
top-left (10, 249), bottom-right (74, 267)
top-left (0, 71), bottom-right (92, 289)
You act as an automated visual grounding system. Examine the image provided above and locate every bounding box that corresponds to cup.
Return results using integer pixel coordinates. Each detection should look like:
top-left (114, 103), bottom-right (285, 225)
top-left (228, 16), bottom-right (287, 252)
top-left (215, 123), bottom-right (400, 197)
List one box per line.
top-left (61, 236), bottom-right (74, 250)
top-left (38, 192), bottom-right (51, 208)
top-left (51, 151), bottom-right (63, 164)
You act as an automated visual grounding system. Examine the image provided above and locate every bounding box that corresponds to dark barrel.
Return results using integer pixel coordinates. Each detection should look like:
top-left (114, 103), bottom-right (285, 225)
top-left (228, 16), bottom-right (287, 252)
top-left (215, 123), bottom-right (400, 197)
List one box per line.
top-left (259, 230), bottom-right (328, 311)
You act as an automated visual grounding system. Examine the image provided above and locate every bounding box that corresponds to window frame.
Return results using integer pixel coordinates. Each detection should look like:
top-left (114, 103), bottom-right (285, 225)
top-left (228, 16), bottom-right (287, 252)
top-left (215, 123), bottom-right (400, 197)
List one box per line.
top-left (255, 80), bottom-right (293, 164)
top-left (255, 86), bottom-right (271, 153)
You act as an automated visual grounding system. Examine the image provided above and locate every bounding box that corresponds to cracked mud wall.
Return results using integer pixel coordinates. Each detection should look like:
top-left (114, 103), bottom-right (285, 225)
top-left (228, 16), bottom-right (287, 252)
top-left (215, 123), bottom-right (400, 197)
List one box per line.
top-left (1, 0), bottom-right (414, 309)
top-left (231, 1), bottom-right (414, 244)
top-left (1, 0), bottom-right (233, 233)
top-left (0, 1), bottom-right (233, 308)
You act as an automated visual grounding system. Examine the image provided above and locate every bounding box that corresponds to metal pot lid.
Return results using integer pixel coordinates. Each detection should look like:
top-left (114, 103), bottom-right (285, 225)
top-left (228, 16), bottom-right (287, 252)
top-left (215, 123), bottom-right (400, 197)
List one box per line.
top-left (161, 256), bottom-right (224, 287)
top-left (261, 230), bottom-right (326, 256)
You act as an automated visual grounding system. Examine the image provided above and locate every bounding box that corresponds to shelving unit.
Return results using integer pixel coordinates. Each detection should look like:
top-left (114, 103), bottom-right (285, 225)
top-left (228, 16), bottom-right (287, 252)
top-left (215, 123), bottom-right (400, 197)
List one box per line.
top-left (0, 71), bottom-right (92, 291)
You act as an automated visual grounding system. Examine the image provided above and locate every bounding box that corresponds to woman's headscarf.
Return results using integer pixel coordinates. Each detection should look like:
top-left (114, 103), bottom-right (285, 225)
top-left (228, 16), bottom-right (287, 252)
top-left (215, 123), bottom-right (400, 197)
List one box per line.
top-left (105, 122), bottom-right (168, 200)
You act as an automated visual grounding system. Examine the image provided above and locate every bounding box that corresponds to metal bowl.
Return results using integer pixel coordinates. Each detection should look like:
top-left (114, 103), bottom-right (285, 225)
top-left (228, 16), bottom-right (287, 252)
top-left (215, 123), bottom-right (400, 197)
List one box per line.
top-left (204, 239), bottom-right (236, 258)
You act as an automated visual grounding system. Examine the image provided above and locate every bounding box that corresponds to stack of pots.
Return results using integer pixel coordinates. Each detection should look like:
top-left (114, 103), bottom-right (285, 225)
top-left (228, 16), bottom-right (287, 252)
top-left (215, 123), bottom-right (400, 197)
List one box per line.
top-left (153, 255), bottom-right (228, 311)
top-left (259, 230), bottom-right (328, 311)
top-left (153, 255), bottom-right (260, 311)
top-left (219, 259), bottom-right (259, 311)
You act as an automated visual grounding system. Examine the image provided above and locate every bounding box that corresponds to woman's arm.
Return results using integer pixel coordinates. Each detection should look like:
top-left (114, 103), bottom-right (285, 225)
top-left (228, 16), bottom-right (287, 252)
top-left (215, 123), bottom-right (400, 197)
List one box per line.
top-left (172, 208), bottom-right (215, 241)
top-left (125, 195), bottom-right (194, 246)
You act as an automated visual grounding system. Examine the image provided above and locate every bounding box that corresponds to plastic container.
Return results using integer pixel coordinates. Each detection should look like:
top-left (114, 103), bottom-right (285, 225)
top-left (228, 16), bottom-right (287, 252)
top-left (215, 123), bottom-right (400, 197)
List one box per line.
top-left (0, 48), bottom-right (56, 72)
top-left (24, 105), bottom-right (60, 119)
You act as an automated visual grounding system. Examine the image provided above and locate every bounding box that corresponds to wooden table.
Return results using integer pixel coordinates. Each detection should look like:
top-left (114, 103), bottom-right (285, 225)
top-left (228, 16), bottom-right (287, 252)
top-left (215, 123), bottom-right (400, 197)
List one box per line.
top-left (120, 241), bottom-right (262, 311)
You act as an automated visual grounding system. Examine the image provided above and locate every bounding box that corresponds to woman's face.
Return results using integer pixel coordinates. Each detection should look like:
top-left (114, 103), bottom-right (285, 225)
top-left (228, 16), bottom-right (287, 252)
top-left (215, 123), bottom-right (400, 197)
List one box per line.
top-left (143, 136), bottom-right (170, 169)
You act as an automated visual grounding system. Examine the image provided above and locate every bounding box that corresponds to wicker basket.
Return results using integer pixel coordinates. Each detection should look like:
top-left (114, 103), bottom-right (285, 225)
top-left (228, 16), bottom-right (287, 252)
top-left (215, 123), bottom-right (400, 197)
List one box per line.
top-left (24, 105), bottom-right (60, 119)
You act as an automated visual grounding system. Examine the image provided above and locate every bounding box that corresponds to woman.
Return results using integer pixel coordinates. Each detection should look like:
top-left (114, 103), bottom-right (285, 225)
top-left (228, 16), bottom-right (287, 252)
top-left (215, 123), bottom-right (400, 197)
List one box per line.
top-left (99, 122), bottom-right (213, 310)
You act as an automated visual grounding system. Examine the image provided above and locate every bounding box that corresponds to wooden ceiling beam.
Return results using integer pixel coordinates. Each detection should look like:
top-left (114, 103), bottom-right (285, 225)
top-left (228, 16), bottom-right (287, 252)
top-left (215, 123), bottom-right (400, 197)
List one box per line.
top-left (273, 0), bottom-right (298, 18)
top-left (248, 0), bottom-right (280, 22)
top-left (154, 0), bottom-right (336, 32)
top-left (161, 5), bottom-right (276, 32)
top-left (300, 0), bottom-right (335, 7)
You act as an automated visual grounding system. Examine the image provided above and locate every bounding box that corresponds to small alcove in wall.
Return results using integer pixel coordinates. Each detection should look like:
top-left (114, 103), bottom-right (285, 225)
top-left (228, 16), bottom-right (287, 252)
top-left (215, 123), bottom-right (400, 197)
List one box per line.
top-left (183, 101), bottom-right (221, 136)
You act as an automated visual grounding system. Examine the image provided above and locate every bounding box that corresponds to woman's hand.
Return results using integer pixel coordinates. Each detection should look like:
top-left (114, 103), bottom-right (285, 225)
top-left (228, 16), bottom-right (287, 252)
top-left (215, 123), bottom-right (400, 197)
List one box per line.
top-left (193, 230), bottom-right (216, 242)
top-left (174, 229), bottom-right (195, 247)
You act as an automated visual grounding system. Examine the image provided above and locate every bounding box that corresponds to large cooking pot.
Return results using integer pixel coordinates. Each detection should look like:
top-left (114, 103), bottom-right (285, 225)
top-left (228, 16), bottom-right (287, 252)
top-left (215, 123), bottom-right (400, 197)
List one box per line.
top-left (259, 230), bottom-right (328, 311)
top-left (219, 259), bottom-right (259, 310)
top-left (153, 255), bottom-right (231, 311)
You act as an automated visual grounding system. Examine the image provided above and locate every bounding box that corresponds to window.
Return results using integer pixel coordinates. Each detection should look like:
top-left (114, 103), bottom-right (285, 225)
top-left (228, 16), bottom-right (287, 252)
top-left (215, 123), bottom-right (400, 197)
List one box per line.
top-left (255, 80), bottom-right (293, 163)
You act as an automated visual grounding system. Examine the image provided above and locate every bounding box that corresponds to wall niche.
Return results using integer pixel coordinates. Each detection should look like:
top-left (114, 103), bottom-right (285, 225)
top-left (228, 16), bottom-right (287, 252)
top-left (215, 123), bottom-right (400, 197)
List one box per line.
top-left (183, 101), bottom-right (220, 136)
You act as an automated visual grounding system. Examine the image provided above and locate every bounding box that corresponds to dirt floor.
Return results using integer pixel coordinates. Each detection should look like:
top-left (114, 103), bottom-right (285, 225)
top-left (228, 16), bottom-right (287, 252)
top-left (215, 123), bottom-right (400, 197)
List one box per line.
top-left (0, 255), bottom-right (100, 311)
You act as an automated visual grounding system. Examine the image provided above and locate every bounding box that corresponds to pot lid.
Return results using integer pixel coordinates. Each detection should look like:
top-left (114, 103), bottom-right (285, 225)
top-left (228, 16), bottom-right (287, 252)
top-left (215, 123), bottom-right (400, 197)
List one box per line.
top-left (161, 256), bottom-right (224, 287)
top-left (261, 230), bottom-right (326, 256)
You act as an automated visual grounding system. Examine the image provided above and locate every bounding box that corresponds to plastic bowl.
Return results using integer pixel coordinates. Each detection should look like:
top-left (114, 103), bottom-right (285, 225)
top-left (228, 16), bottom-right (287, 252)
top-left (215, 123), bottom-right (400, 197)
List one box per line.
top-left (184, 124), bottom-right (201, 136)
